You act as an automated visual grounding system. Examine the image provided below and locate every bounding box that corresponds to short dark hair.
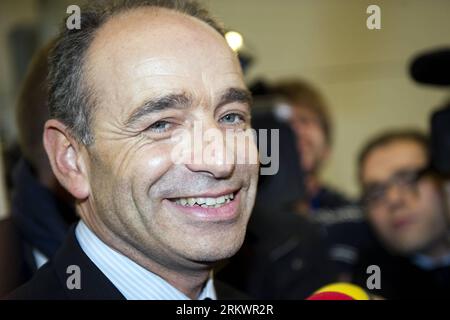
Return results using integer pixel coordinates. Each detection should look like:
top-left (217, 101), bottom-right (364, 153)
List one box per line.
top-left (48, 0), bottom-right (224, 145)
top-left (271, 79), bottom-right (333, 145)
top-left (357, 129), bottom-right (429, 183)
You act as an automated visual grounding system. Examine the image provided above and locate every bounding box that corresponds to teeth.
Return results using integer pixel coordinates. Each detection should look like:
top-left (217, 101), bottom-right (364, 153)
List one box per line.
top-left (216, 196), bottom-right (225, 204)
top-left (173, 193), bottom-right (235, 208)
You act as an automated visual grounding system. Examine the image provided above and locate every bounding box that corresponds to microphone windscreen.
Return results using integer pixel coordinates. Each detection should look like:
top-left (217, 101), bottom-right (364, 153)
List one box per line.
top-left (306, 282), bottom-right (370, 300)
top-left (410, 48), bottom-right (450, 86)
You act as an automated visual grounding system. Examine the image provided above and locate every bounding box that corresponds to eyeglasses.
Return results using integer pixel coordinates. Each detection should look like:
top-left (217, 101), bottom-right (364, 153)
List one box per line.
top-left (361, 167), bottom-right (429, 208)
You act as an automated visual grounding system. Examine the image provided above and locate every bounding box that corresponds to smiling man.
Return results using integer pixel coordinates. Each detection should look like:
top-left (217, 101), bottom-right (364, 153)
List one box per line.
top-left (7, 0), bottom-right (259, 300)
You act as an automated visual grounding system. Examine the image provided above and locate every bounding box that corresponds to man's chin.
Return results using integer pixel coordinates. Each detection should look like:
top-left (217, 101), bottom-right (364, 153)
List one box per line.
top-left (182, 235), bottom-right (246, 264)
top-left (387, 238), bottom-right (428, 256)
top-left (190, 251), bottom-right (239, 265)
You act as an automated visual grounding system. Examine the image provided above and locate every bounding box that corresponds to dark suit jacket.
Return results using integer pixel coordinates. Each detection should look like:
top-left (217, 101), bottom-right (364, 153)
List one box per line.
top-left (0, 218), bottom-right (35, 297)
top-left (0, 159), bottom-right (77, 297)
top-left (5, 226), bottom-right (247, 300)
top-left (352, 243), bottom-right (450, 299)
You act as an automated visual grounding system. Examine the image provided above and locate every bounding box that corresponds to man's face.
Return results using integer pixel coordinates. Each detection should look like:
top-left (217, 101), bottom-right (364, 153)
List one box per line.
top-left (79, 9), bottom-right (259, 268)
top-left (289, 105), bottom-right (329, 174)
top-left (361, 140), bottom-right (448, 255)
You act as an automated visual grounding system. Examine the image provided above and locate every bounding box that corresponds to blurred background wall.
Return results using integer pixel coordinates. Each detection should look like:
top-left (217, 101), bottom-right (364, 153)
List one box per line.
top-left (0, 141), bottom-right (6, 218)
top-left (0, 0), bottom-right (449, 206)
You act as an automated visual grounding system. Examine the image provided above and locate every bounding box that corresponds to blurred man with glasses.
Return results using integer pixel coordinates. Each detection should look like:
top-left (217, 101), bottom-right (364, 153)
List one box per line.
top-left (352, 130), bottom-right (450, 299)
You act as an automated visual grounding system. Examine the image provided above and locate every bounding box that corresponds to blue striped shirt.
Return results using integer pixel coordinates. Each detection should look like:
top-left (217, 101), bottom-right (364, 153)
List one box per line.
top-left (75, 220), bottom-right (217, 300)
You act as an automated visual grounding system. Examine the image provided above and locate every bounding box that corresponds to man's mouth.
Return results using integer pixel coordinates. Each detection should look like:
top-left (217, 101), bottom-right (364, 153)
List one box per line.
top-left (165, 190), bottom-right (241, 222)
top-left (392, 216), bottom-right (416, 231)
top-left (171, 192), bottom-right (234, 208)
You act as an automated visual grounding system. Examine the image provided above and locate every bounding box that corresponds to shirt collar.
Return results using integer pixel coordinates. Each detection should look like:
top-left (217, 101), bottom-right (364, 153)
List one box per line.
top-left (75, 220), bottom-right (217, 300)
top-left (413, 253), bottom-right (450, 270)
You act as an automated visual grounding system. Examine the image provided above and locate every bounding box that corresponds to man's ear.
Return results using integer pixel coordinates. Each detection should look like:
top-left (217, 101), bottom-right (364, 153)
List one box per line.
top-left (43, 119), bottom-right (90, 200)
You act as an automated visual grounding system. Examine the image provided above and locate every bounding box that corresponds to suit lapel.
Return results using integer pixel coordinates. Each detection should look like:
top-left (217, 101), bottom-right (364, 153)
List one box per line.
top-left (214, 280), bottom-right (250, 300)
top-left (52, 226), bottom-right (125, 300)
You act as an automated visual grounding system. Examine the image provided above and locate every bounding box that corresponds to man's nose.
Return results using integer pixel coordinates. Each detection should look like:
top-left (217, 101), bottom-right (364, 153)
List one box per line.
top-left (185, 131), bottom-right (235, 179)
top-left (385, 184), bottom-right (407, 211)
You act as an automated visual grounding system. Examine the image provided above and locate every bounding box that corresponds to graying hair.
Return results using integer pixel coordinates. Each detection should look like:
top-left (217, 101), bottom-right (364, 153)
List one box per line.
top-left (48, 0), bottom-right (225, 145)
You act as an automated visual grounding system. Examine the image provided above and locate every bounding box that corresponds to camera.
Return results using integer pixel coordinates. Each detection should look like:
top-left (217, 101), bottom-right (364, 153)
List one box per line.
top-left (410, 48), bottom-right (450, 176)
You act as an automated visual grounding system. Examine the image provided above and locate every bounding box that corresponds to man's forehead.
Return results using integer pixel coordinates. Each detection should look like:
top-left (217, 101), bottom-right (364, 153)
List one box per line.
top-left (95, 54), bottom-right (244, 112)
top-left (362, 141), bottom-right (427, 183)
top-left (130, 57), bottom-right (242, 80)
top-left (84, 6), bottom-right (234, 77)
top-left (84, 6), bottom-right (243, 116)
top-left (87, 6), bottom-right (228, 61)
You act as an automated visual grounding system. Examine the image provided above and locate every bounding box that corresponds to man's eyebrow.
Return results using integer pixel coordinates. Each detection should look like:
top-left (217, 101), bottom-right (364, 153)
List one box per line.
top-left (217, 87), bottom-right (253, 109)
top-left (124, 88), bottom-right (251, 127)
top-left (125, 93), bottom-right (192, 127)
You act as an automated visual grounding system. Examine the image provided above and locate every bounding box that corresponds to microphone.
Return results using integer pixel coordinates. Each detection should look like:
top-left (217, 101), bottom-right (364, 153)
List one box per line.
top-left (306, 283), bottom-right (370, 300)
top-left (410, 48), bottom-right (450, 86)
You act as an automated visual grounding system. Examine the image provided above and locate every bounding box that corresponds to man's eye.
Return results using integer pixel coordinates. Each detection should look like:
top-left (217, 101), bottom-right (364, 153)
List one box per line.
top-left (147, 121), bottom-right (173, 133)
top-left (363, 184), bottom-right (384, 203)
top-left (395, 171), bottom-right (418, 186)
top-left (219, 113), bottom-right (245, 125)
